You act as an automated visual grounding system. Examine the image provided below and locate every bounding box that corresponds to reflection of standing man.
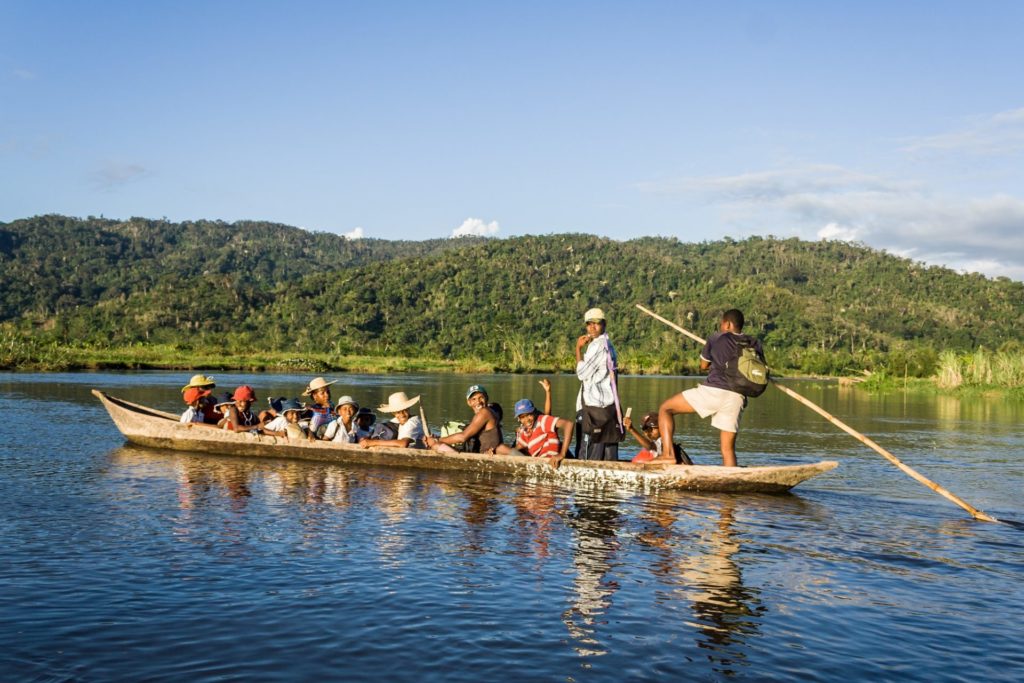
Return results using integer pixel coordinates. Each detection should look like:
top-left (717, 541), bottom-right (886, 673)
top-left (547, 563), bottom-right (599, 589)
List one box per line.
top-left (575, 307), bottom-right (623, 461)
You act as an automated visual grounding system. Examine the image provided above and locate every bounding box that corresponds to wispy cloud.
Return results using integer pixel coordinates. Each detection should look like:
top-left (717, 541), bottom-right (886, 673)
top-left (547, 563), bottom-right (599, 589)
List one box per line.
top-left (451, 217), bottom-right (500, 238)
top-left (343, 226), bottom-right (364, 240)
top-left (899, 106), bottom-right (1024, 156)
top-left (639, 164), bottom-right (1024, 279)
top-left (90, 161), bottom-right (152, 190)
top-left (11, 68), bottom-right (36, 80)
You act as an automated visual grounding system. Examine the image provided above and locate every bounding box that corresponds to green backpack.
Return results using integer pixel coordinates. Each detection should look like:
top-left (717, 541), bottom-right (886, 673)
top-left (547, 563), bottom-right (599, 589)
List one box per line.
top-left (724, 336), bottom-right (770, 397)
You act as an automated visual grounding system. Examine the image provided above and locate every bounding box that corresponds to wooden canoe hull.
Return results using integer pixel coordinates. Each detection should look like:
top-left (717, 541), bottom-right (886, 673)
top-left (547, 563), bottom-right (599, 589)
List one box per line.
top-left (93, 390), bottom-right (838, 493)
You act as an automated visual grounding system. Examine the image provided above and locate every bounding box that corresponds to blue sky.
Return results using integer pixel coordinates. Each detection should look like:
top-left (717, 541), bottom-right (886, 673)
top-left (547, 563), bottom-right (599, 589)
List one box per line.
top-left (3, 1), bottom-right (1024, 278)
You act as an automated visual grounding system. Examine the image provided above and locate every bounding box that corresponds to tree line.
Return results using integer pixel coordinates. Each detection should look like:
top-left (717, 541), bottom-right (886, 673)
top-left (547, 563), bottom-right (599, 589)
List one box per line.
top-left (2, 214), bottom-right (1022, 376)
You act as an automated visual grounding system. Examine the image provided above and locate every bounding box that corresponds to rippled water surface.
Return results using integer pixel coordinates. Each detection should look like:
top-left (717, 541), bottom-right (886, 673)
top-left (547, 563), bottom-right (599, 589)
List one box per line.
top-left (1, 371), bottom-right (1022, 681)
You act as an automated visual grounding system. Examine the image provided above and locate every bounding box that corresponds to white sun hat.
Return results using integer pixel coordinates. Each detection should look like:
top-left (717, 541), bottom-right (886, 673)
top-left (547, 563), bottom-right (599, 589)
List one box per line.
top-left (377, 391), bottom-right (421, 413)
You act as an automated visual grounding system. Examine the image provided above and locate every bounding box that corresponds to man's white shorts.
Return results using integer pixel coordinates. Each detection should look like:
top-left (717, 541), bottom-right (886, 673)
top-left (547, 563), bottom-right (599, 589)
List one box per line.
top-left (681, 385), bottom-right (746, 433)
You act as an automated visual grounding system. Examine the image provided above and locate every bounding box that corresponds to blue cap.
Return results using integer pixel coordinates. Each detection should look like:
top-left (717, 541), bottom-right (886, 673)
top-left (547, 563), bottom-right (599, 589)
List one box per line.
top-left (514, 398), bottom-right (536, 417)
top-left (466, 384), bottom-right (487, 400)
top-left (281, 398), bottom-right (304, 414)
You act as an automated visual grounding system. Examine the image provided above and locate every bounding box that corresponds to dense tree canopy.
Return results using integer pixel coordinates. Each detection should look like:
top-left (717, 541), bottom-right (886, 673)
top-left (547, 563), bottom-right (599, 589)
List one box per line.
top-left (2, 215), bottom-right (1021, 375)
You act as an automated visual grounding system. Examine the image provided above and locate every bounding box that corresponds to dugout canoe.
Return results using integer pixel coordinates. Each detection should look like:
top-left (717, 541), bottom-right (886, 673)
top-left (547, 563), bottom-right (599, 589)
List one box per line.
top-left (93, 390), bottom-right (838, 493)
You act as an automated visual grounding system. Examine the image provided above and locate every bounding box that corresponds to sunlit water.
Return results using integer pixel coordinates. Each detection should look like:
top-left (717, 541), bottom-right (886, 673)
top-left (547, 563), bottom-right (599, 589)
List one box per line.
top-left (1, 371), bottom-right (1021, 681)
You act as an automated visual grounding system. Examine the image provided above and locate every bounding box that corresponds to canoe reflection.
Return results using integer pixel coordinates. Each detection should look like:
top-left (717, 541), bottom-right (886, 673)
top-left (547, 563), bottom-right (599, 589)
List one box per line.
top-left (109, 446), bottom-right (768, 669)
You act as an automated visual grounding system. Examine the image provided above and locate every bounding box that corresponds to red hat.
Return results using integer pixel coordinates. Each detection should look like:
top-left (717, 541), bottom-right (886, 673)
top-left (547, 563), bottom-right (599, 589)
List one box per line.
top-left (183, 387), bottom-right (210, 404)
top-left (232, 385), bottom-right (256, 402)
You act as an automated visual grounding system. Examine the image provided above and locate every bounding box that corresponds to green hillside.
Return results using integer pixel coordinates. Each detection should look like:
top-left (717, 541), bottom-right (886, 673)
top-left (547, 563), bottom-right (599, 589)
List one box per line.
top-left (2, 214), bottom-right (1022, 375)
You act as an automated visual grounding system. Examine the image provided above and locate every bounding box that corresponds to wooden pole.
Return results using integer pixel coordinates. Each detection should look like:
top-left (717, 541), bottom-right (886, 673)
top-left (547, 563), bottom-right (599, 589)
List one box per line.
top-left (635, 303), bottom-right (999, 523)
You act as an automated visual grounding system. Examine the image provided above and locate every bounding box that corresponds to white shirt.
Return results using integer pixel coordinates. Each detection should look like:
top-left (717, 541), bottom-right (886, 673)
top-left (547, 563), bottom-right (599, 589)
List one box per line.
top-left (395, 415), bottom-right (424, 442)
top-left (180, 406), bottom-right (204, 424)
top-left (264, 415), bottom-right (288, 432)
top-left (324, 419), bottom-right (357, 443)
top-left (576, 333), bottom-right (618, 410)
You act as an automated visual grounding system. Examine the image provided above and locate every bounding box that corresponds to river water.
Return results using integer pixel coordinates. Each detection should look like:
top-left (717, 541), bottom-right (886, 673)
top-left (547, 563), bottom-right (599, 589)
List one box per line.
top-left (1, 371), bottom-right (1021, 681)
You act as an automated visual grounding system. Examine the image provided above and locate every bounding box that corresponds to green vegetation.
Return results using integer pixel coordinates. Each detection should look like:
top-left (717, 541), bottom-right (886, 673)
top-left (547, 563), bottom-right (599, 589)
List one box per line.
top-left (936, 347), bottom-right (1024, 391)
top-left (2, 214), bottom-right (1023, 388)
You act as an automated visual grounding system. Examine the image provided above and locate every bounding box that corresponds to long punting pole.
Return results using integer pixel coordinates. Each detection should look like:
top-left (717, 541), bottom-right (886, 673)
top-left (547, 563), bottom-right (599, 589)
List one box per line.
top-left (636, 304), bottom-right (999, 523)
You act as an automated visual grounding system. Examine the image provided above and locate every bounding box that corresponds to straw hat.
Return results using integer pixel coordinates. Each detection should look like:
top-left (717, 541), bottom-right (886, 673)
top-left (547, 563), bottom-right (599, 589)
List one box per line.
top-left (377, 391), bottom-right (421, 413)
top-left (181, 374), bottom-right (216, 393)
top-left (302, 377), bottom-right (337, 396)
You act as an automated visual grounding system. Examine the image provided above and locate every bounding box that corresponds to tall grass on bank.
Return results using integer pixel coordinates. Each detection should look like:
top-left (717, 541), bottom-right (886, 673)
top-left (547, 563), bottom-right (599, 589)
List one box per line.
top-left (936, 348), bottom-right (1024, 389)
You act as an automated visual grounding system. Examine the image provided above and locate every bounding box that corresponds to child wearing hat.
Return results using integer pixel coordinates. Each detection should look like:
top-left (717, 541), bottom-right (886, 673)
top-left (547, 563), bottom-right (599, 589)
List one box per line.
top-left (303, 377), bottom-right (337, 439)
top-left (513, 389), bottom-right (575, 466)
top-left (181, 374), bottom-right (219, 424)
top-left (323, 396), bottom-right (360, 443)
top-left (218, 385), bottom-right (262, 432)
top-left (262, 399), bottom-right (307, 439)
top-left (359, 391), bottom-right (425, 449)
top-left (181, 386), bottom-right (212, 424)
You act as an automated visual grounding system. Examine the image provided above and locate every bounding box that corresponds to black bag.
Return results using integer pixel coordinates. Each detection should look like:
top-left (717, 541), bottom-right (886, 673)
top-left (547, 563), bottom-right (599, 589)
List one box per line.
top-left (723, 335), bottom-right (770, 397)
top-left (581, 403), bottom-right (623, 444)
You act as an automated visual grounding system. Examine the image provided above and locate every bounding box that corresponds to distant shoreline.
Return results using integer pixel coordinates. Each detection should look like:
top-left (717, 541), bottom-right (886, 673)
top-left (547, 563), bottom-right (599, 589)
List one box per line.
top-left (4, 343), bottom-right (1021, 399)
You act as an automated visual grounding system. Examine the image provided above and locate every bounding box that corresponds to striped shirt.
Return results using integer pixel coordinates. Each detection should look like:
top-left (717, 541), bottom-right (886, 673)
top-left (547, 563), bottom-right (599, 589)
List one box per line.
top-left (516, 414), bottom-right (562, 458)
top-left (575, 333), bottom-right (618, 410)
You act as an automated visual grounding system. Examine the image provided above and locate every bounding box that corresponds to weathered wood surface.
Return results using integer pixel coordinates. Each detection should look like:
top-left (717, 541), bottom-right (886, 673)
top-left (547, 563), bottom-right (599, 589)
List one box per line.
top-left (93, 390), bottom-right (838, 493)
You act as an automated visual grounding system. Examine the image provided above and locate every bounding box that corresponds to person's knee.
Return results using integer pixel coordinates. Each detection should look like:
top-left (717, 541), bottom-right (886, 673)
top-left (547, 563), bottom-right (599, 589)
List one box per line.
top-left (659, 395), bottom-right (691, 417)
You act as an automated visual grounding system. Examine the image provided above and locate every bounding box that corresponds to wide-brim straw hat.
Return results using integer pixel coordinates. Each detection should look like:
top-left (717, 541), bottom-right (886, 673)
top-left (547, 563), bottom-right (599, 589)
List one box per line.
top-left (302, 377), bottom-right (337, 396)
top-left (181, 374), bottom-right (216, 393)
top-left (377, 391), bottom-right (421, 413)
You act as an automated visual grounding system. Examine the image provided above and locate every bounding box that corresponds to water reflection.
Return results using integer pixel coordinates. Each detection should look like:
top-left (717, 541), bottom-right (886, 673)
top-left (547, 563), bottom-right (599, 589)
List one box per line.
top-left (558, 492), bottom-right (623, 658)
top-left (637, 495), bottom-right (765, 676)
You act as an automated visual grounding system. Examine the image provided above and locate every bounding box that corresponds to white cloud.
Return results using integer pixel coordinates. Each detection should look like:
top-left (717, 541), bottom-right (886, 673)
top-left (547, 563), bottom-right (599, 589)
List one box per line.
top-left (817, 222), bottom-right (860, 241)
top-left (11, 68), bottom-right (36, 80)
top-left (343, 226), bottom-right (364, 240)
top-left (639, 164), bottom-right (1024, 280)
top-left (899, 106), bottom-right (1024, 156)
top-left (451, 217), bottom-right (500, 238)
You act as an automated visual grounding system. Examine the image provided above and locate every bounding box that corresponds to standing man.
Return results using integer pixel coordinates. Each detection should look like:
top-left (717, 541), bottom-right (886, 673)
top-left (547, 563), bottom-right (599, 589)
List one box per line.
top-left (575, 307), bottom-right (623, 461)
top-left (657, 309), bottom-right (764, 467)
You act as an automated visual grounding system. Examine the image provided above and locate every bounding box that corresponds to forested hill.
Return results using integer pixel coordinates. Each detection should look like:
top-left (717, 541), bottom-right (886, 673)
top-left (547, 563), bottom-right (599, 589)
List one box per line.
top-left (2, 214), bottom-right (1022, 374)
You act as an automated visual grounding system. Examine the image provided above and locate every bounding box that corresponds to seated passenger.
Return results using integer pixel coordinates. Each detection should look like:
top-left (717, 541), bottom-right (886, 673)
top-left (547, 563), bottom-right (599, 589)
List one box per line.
top-left (212, 392), bottom-right (235, 427)
top-left (424, 384), bottom-right (513, 454)
top-left (353, 407), bottom-right (376, 440)
top-left (181, 374), bottom-right (219, 423)
top-left (302, 376), bottom-right (337, 439)
top-left (323, 395), bottom-right (359, 443)
top-left (513, 397), bottom-right (574, 467)
top-left (180, 386), bottom-right (212, 424)
top-left (220, 385), bottom-right (262, 432)
top-left (359, 392), bottom-right (424, 449)
top-left (626, 412), bottom-right (692, 464)
top-left (262, 399), bottom-right (308, 439)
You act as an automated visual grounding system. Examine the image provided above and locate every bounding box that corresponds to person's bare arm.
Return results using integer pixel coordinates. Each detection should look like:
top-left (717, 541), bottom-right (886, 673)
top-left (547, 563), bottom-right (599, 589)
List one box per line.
top-left (555, 417), bottom-right (574, 458)
top-left (540, 379), bottom-right (552, 415)
top-left (437, 410), bottom-right (487, 446)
